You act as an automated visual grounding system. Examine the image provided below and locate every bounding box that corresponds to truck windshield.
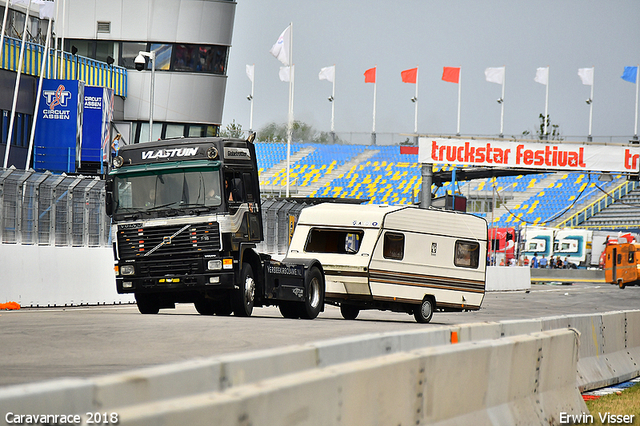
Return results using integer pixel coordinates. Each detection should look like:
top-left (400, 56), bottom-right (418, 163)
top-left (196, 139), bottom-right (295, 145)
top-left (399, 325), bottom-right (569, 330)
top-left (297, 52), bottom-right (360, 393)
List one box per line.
top-left (112, 168), bottom-right (222, 214)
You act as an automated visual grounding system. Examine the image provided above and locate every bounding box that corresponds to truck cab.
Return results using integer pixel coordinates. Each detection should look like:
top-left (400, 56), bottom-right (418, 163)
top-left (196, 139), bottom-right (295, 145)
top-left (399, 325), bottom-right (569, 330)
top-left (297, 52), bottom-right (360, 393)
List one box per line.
top-left (105, 136), bottom-right (324, 318)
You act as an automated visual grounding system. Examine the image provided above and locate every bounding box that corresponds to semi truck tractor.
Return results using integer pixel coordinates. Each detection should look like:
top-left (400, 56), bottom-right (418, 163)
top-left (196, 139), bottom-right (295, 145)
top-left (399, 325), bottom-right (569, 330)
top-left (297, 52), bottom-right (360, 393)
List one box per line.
top-left (105, 134), bottom-right (325, 318)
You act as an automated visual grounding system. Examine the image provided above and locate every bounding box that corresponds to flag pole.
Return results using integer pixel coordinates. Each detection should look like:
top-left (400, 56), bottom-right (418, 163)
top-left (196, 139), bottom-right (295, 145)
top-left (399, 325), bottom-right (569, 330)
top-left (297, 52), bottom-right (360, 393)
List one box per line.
top-left (0, 0), bottom-right (10, 61)
top-left (543, 67), bottom-right (549, 138)
top-left (285, 22), bottom-right (293, 198)
top-left (635, 65), bottom-right (639, 140)
top-left (53, 0), bottom-right (60, 78)
top-left (372, 65), bottom-right (377, 145)
top-left (331, 64), bottom-right (335, 133)
top-left (588, 67), bottom-right (594, 142)
top-left (26, 12), bottom-right (53, 170)
top-left (456, 67), bottom-right (461, 136)
top-left (249, 64), bottom-right (254, 132)
top-left (414, 66), bottom-right (419, 136)
top-left (4, 0), bottom-right (32, 169)
top-left (60, 0), bottom-right (67, 78)
top-left (500, 66), bottom-right (505, 138)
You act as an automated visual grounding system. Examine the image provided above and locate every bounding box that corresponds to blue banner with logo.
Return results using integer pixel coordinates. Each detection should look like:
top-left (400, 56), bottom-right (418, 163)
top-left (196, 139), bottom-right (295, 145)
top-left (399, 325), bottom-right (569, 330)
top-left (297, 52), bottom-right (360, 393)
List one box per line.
top-left (34, 79), bottom-right (84, 173)
top-left (82, 86), bottom-right (114, 165)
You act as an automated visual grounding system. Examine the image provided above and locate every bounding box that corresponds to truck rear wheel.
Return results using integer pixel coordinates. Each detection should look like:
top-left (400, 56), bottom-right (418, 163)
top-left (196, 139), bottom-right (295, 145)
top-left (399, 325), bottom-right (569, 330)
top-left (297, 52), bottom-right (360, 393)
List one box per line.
top-left (135, 293), bottom-right (160, 315)
top-left (298, 266), bottom-right (324, 320)
top-left (340, 304), bottom-right (360, 320)
top-left (233, 263), bottom-right (255, 317)
top-left (619, 280), bottom-right (626, 289)
top-left (414, 297), bottom-right (434, 323)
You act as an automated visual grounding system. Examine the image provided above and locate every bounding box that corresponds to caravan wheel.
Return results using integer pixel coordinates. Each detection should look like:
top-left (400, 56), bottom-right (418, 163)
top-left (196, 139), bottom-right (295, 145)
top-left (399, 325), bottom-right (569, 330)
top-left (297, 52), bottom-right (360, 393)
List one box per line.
top-left (414, 297), bottom-right (434, 323)
top-left (340, 304), bottom-right (360, 320)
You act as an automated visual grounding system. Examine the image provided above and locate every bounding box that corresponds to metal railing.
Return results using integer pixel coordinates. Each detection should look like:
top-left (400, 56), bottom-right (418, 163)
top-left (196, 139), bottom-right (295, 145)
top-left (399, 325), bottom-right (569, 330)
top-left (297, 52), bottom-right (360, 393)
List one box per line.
top-left (0, 167), bottom-right (108, 246)
top-left (556, 180), bottom-right (639, 228)
top-left (1, 36), bottom-right (127, 97)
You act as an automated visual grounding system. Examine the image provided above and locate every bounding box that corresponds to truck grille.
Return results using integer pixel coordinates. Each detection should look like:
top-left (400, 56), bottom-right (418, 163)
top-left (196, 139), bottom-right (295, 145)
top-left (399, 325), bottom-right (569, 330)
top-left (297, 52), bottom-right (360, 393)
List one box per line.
top-left (117, 221), bottom-right (221, 260)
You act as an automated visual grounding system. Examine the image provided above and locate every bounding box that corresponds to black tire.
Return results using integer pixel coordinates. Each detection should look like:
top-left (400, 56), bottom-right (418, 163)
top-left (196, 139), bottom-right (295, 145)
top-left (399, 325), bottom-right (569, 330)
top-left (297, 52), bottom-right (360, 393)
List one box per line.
top-left (619, 280), bottom-right (626, 290)
top-left (414, 297), bottom-right (435, 323)
top-left (298, 267), bottom-right (324, 319)
top-left (233, 263), bottom-right (255, 317)
top-left (213, 301), bottom-right (233, 316)
top-left (279, 301), bottom-right (300, 319)
top-left (194, 298), bottom-right (215, 315)
top-left (340, 304), bottom-right (360, 320)
top-left (135, 293), bottom-right (160, 315)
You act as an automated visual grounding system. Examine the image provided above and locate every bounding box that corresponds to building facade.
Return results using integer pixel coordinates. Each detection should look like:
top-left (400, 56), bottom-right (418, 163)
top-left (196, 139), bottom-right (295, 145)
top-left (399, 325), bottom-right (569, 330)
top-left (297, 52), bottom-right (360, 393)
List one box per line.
top-left (62, 0), bottom-right (236, 144)
top-left (0, 0), bottom-right (236, 169)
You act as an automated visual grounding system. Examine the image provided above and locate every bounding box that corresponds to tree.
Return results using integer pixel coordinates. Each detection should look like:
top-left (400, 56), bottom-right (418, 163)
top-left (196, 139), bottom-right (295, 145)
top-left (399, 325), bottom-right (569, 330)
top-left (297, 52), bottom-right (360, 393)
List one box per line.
top-left (219, 120), bottom-right (245, 138)
top-left (257, 121), bottom-right (343, 144)
top-left (522, 114), bottom-right (563, 141)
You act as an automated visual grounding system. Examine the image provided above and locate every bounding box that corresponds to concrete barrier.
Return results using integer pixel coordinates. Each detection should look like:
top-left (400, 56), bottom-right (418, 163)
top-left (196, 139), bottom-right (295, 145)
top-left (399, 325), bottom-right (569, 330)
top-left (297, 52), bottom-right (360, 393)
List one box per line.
top-left (1, 311), bottom-right (638, 425)
top-left (108, 330), bottom-right (585, 426)
top-left (486, 266), bottom-right (531, 291)
top-left (0, 245), bottom-right (133, 307)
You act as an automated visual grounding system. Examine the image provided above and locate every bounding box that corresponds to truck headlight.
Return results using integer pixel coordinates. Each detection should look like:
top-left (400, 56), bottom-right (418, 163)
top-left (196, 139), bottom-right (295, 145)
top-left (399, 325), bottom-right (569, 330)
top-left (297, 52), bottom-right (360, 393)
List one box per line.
top-left (207, 259), bottom-right (222, 270)
top-left (120, 265), bottom-right (135, 275)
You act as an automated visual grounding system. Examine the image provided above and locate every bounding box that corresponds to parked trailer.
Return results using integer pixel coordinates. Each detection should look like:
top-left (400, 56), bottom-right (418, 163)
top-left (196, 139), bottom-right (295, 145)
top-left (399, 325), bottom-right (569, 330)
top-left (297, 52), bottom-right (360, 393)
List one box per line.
top-left (603, 234), bottom-right (640, 289)
top-left (287, 203), bottom-right (488, 323)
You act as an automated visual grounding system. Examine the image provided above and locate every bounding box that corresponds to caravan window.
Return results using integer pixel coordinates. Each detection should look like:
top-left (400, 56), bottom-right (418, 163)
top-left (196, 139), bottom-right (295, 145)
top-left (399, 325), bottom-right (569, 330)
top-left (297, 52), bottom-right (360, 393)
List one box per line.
top-left (454, 241), bottom-right (480, 269)
top-left (304, 229), bottom-right (364, 254)
top-left (383, 232), bottom-right (404, 260)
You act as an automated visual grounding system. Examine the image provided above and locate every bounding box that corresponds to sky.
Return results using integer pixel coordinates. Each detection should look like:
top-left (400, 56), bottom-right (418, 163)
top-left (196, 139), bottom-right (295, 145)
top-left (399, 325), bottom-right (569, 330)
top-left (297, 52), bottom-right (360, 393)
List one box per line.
top-left (221, 1), bottom-right (640, 145)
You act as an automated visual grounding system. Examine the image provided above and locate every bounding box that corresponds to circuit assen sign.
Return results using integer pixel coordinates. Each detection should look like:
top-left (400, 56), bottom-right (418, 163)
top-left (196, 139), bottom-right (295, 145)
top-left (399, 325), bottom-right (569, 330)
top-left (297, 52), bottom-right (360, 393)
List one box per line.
top-left (418, 138), bottom-right (640, 173)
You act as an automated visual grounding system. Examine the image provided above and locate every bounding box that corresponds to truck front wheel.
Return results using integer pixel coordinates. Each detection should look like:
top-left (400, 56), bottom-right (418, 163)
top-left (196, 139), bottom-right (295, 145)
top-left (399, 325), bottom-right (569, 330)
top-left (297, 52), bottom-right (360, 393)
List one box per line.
top-left (233, 263), bottom-right (255, 317)
top-left (135, 293), bottom-right (160, 315)
top-left (298, 266), bottom-right (324, 320)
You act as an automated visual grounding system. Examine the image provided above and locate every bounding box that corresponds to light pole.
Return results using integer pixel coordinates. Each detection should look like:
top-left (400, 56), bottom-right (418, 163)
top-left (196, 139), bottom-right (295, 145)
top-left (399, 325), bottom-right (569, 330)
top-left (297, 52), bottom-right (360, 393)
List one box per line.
top-left (134, 50), bottom-right (156, 141)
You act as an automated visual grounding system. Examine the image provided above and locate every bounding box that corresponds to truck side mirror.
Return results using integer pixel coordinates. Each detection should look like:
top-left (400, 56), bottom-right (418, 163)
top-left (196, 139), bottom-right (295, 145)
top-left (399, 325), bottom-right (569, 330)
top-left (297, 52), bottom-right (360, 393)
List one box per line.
top-left (105, 179), bottom-right (114, 216)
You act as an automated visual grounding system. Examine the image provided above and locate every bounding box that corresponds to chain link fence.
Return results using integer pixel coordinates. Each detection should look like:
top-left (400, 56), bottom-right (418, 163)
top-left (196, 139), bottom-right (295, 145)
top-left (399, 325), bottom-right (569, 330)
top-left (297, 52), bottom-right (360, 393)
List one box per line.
top-left (0, 168), bottom-right (313, 253)
top-left (0, 167), bottom-right (108, 246)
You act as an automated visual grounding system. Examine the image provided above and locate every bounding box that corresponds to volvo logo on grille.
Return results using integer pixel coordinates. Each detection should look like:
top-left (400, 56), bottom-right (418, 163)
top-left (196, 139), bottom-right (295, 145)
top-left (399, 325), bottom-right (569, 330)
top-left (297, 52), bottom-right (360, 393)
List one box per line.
top-left (163, 236), bottom-right (172, 244)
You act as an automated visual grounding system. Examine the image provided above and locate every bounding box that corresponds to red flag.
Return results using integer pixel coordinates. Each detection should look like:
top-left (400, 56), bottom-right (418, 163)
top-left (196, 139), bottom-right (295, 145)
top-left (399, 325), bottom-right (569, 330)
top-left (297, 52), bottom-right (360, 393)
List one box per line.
top-left (364, 67), bottom-right (376, 83)
top-left (401, 67), bottom-right (417, 84)
top-left (442, 67), bottom-right (460, 84)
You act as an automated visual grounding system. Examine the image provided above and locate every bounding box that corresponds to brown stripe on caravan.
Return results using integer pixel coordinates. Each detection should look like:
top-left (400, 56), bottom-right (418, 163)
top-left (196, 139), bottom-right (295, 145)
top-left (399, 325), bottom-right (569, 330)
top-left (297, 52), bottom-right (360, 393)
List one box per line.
top-left (369, 269), bottom-right (485, 293)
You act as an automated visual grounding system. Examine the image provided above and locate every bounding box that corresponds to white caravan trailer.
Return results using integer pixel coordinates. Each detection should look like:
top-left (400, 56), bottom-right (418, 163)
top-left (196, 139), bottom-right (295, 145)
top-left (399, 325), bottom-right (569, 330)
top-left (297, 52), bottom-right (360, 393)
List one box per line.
top-left (287, 203), bottom-right (488, 323)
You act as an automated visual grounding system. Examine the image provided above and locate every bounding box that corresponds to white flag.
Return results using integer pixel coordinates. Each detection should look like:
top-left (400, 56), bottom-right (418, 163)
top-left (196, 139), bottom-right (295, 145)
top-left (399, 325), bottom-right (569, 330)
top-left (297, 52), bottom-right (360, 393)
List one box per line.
top-left (578, 67), bottom-right (594, 86)
top-left (484, 67), bottom-right (505, 85)
top-left (38, 0), bottom-right (55, 19)
top-left (270, 25), bottom-right (291, 66)
top-left (319, 65), bottom-right (335, 83)
top-left (534, 67), bottom-right (549, 85)
top-left (279, 66), bottom-right (291, 82)
top-left (246, 64), bottom-right (254, 83)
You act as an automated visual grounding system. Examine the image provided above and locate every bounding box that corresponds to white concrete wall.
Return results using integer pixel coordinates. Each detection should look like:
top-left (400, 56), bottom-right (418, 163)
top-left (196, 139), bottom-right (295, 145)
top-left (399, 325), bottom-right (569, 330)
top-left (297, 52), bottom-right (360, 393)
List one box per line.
top-left (0, 245), bottom-right (134, 307)
top-left (486, 265), bottom-right (531, 291)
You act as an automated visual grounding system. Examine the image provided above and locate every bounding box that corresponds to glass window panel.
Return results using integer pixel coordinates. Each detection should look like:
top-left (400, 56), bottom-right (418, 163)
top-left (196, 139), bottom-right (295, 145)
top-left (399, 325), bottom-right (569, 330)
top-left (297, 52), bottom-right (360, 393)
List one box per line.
top-left (454, 240), bottom-right (480, 269)
top-left (149, 43), bottom-right (172, 70)
top-left (304, 228), bottom-right (365, 254)
top-left (165, 124), bottom-right (184, 139)
top-left (383, 232), bottom-right (404, 260)
top-left (121, 42), bottom-right (147, 69)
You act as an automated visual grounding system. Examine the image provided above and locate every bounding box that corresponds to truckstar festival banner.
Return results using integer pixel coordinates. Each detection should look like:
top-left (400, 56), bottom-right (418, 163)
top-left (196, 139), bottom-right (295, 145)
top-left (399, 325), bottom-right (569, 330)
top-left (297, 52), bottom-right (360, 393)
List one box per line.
top-left (418, 138), bottom-right (640, 174)
top-left (34, 79), bottom-right (84, 173)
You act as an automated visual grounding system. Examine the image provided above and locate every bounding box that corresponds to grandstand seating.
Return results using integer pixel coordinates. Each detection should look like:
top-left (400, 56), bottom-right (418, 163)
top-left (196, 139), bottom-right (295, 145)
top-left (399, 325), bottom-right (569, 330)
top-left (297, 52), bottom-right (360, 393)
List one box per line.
top-left (255, 141), bottom-right (621, 228)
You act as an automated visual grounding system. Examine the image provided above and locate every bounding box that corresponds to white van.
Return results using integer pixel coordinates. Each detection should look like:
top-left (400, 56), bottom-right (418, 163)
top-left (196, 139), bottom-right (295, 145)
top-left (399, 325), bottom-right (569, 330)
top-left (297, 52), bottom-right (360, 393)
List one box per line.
top-left (287, 203), bottom-right (488, 323)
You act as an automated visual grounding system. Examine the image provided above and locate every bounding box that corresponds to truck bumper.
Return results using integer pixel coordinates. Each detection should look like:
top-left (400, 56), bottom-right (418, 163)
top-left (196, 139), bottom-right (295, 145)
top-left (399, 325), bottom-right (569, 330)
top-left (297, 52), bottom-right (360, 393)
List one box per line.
top-left (116, 272), bottom-right (235, 294)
